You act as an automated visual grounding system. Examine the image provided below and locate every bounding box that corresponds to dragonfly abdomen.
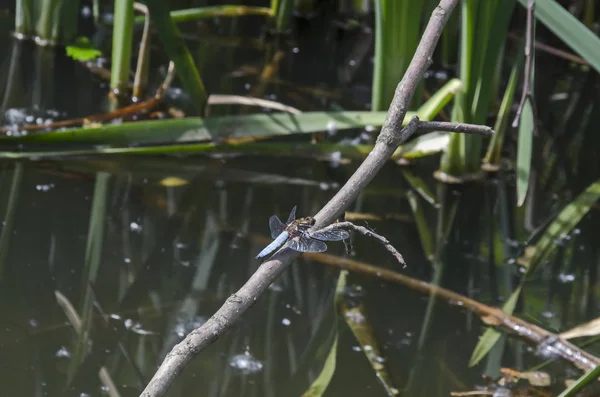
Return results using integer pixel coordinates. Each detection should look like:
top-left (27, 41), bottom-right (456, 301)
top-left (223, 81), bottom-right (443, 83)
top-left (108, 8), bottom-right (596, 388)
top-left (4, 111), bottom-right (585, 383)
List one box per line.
top-left (256, 231), bottom-right (289, 258)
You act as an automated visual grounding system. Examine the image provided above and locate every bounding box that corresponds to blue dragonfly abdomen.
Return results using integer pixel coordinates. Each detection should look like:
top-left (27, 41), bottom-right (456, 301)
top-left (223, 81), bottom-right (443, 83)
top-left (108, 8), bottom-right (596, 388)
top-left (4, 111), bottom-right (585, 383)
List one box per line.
top-left (255, 231), bottom-right (290, 258)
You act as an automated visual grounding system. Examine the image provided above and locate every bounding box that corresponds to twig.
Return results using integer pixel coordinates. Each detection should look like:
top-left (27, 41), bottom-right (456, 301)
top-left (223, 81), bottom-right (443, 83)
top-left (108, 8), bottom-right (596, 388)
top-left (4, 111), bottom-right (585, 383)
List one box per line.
top-left (506, 31), bottom-right (588, 66)
top-left (154, 61), bottom-right (176, 100)
top-left (140, 2), bottom-right (461, 396)
top-left (418, 121), bottom-right (494, 137)
top-left (207, 95), bottom-right (302, 114)
top-left (512, 0), bottom-right (535, 127)
top-left (133, 3), bottom-right (151, 99)
top-left (55, 291), bottom-right (122, 397)
top-left (0, 98), bottom-right (161, 133)
top-left (316, 221), bottom-right (406, 267)
top-left (305, 251), bottom-right (600, 372)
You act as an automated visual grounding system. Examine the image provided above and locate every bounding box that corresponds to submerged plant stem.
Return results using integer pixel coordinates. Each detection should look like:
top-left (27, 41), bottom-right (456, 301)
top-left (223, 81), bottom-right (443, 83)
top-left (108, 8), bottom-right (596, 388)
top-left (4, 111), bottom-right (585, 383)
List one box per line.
top-left (304, 250), bottom-right (600, 373)
top-left (0, 163), bottom-right (23, 280)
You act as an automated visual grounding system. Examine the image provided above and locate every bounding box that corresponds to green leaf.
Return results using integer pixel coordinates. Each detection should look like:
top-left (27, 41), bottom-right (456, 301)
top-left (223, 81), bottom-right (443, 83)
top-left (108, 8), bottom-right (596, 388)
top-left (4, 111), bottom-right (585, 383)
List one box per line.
top-left (134, 5), bottom-right (272, 24)
top-left (301, 271), bottom-right (347, 397)
top-left (395, 132), bottom-right (450, 159)
top-left (557, 364), bottom-right (600, 397)
top-left (406, 189), bottom-right (435, 261)
top-left (483, 47), bottom-right (523, 166)
top-left (145, 0), bottom-right (208, 114)
top-left (416, 78), bottom-right (463, 121)
top-left (66, 37), bottom-right (102, 61)
top-left (469, 285), bottom-right (522, 367)
top-left (521, 180), bottom-right (600, 271)
top-left (372, 0), bottom-right (426, 111)
top-left (301, 336), bottom-right (338, 397)
top-left (339, 302), bottom-right (399, 396)
top-left (519, 0), bottom-right (600, 74)
top-left (1, 111), bottom-right (413, 145)
top-left (516, 98), bottom-right (534, 206)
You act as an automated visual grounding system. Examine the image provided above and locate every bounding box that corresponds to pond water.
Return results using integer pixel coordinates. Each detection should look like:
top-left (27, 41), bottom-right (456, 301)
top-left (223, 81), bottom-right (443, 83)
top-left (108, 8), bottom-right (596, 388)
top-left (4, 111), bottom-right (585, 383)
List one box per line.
top-left (0, 2), bottom-right (599, 397)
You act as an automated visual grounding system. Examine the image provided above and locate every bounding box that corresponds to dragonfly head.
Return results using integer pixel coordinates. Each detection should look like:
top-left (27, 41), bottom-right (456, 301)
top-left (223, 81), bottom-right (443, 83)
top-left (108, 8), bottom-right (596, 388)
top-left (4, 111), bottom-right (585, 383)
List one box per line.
top-left (287, 216), bottom-right (316, 232)
top-left (298, 216), bottom-right (316, 227)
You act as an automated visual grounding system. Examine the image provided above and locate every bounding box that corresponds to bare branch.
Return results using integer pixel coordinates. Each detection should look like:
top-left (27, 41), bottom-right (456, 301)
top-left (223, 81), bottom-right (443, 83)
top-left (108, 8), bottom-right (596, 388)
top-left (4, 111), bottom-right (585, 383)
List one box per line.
top-left (512, 0), bottom-right (535, 127)
top-left (140, 1), bottom-right (461, 395)
top-left (317, 221), bottom-right (406, 267)
top-left (306, 251), bottom-right (600, 373)
top-left (418, 121), bottom-right (494, 137)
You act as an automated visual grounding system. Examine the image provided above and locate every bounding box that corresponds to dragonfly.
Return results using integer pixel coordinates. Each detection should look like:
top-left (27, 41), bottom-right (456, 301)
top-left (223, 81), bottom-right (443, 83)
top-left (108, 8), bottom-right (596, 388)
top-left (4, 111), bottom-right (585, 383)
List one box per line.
top-left (256, 205), bottom-right (349, 259)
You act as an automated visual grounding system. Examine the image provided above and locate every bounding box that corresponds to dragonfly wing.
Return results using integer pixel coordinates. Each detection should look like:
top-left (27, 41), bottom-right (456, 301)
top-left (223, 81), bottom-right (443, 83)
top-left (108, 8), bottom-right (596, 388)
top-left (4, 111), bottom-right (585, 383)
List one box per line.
top-left (268, 215), bottom-right (286, 239)
top-left (286, 236), bottom-right (327, 253)
top-left (309, 228), bottom-right (349, 241)
top-left (286, 205), bottom-right (297, 225)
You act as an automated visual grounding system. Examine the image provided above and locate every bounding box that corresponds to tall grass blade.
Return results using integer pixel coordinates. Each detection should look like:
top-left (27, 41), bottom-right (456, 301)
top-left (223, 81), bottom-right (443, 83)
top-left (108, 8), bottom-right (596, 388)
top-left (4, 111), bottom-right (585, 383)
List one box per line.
top-left (340, 301), bottom-right (399, 395)
top-left (442, 1), bottom-right (516, 175)
top-left (406, 190), bottom-right (434, 261)
top-left (134, 6), bottom-right (273, 24)
top-left (516, 98), bottom-right (534, 206)
top-left (145, 0), bottom-right (208, 114)
top-left (59, 0), bottom-right (80, 43)
top-left (35, 0), bottom-right (61, 42)
top-left (469, 285), bottom-right (522, 366)
top-left (1, 111), bottom-right (418, 145)
top-left (68, 172), bottom-right (110, 383)
top-left (273, 0), bottom-right (294, 32)
top-left (518, 180), bottom-right (600, 272)
top-left (300, 270), bottom-right (347, 397)
top-left (416, 78), bottom-right (462, 121)
top-left (519, 0), bottom-right (600, 74)
top-left (557, 364), bottom-right (600, 397)
top-left (471, 1), bottom-right (516, 123)
top-left (110, 0), bottom-right (134, 93)
top-left (483, 49), bottom-right (523, 166)
top-left (0, 163), bottom-right (23, 280)
top-left (15, 0), bottom-right (32, 35)
top-left (372, 0), bottom-right (425, 111)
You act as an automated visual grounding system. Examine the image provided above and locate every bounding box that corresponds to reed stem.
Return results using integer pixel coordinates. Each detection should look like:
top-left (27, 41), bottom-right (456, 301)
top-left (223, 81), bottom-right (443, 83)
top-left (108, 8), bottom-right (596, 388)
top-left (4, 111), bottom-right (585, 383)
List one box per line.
top-left (110, 0), bottom-right (134, 94)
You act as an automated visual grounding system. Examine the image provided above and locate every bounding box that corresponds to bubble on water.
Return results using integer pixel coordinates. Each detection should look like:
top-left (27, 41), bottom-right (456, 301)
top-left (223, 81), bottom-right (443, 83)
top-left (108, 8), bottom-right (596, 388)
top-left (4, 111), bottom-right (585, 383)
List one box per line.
top-left (329, 151), bottom-right (342, 168)
top-left (229, 351), bottom-right (263, 375)
top-left (345, 310), bottom-right (365, 325)
top-left (541, 311), bottom-right (555, 319)
top-left (5, 108), bottom-right (27, 125)
top-left (327, 121), bottom-right (337, 135)
top-left (269, 281), bottom-right (284, 292)
top-left (345, 284), bottom-right (365, 298)
top-left (172, 315), bottom-right (207, 338)
top-left (36, 183), bottom-right (55, 192)
top-left (56, 346), bottom-right (70, 358)
top-left (28, 318), bottom-right (39, 328)
top-left (281, 318), bottom-right (291, 326)
top-left (129, 222), bottom-right (142, 232)
top-left (493, 387), bottom-right (511, 397)
top-left (558, 273), bottom-right (575, 283)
